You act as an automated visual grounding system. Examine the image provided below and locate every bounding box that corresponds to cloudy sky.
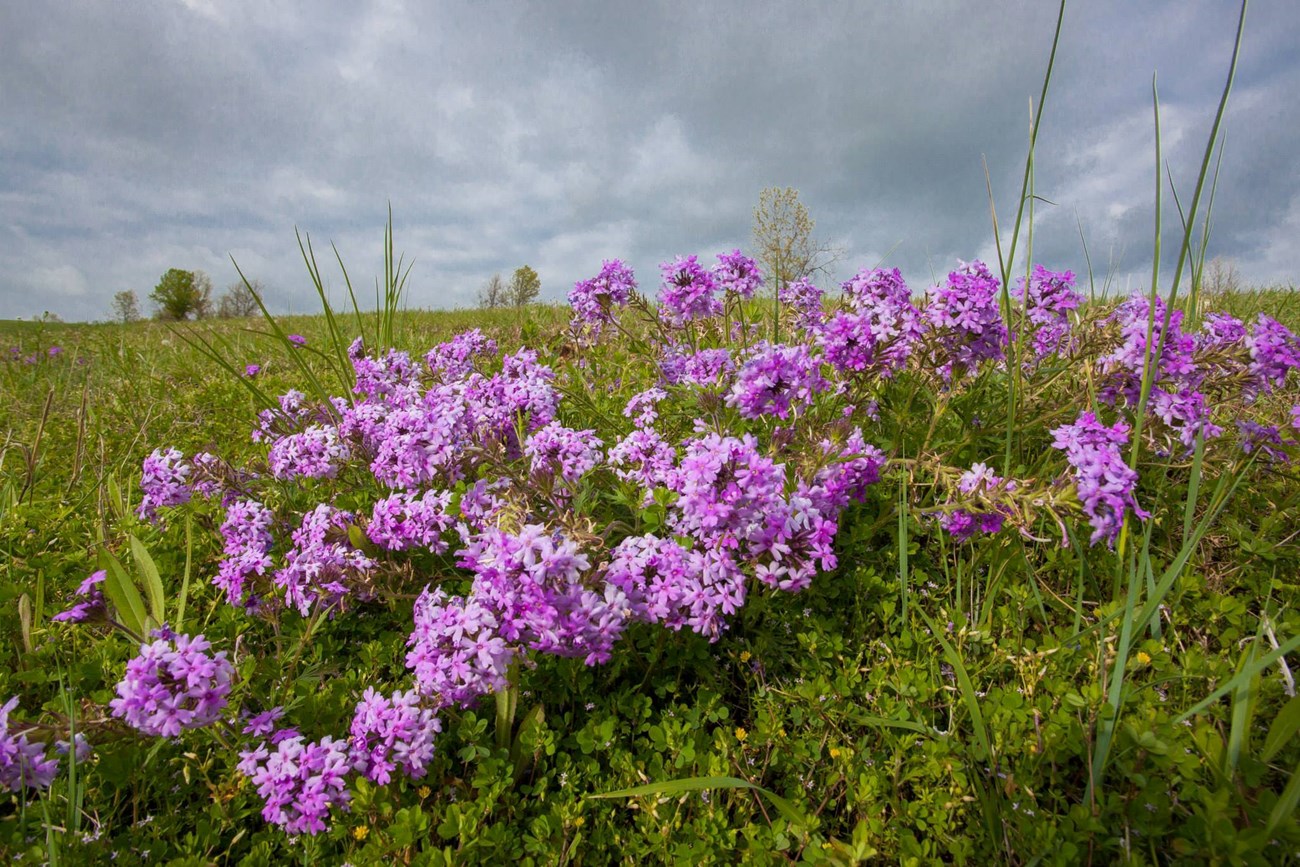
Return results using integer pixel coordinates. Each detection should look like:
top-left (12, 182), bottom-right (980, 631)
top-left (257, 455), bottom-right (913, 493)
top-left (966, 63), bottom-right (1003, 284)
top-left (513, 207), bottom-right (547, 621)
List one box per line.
top-left (2, 1), bottom-right (1296, 321)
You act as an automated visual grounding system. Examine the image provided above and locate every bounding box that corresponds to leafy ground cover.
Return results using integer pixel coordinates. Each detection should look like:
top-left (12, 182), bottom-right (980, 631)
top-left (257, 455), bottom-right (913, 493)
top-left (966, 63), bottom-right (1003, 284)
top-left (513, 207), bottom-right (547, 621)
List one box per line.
top-left (2, 252), bottom-right (1300, 865)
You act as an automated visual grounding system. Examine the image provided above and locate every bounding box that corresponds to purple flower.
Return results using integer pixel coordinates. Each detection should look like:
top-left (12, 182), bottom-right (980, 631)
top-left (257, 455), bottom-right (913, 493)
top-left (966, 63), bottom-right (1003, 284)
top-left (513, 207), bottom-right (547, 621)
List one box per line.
top-left (779, 278), bottom-right (824, 329)
top-left (215, 500), bottom-right (275, 608)
top-left (245, 363), bottom-right (262, 378)
top-left (242, 707), bottom-right (285, 738)
top-left (609, 427), bottom-right (677, 497)
top-left (1238, 420), bottom-right (1288, 463)
top-left (367, 490), bottom-right (454, 552)
top-left (658, 255), bottom-right (722, 325)
top-left (238, 734), bottom-right (352, 835)
top-left (1, 697), bottom-right (60, 791)
top-left (712, 250), bottom-right (763, 299)
top-left (1246, 315), bottom-right (1300, 397)
top-left (407, 586), bottom-right (515, 708)
top-left (939, 462), bottom-right (1014, 543)
top-left (838, 268), bottom-right (922, 376)
top-left (109, 632), bottom-right (234, 737)
top-left (924, 260), bottom-right (1008, 381)
top-left (524, 421), bottom-right (603, 486)
top-left (726, 342), bottom-right (827, 419)
top-left (287, 334), bottom-right (307, 347)
top-left (1011, 265), bottom-right (1081, 359)
top-left (659, 347), bottom-right (734, 389)
top-left (48, 346), bottom-right (63, 358)
top-left (137, 447), bottom-right (194, 521)
top-left (425, 329), bottom-right (497, 382)
top-left (267, 424), bottom-right (349, 480)
top-left (348, 688), bottom-right (440, 785)
top-left (1051, 412), bottom-right (1148, 547)
top-left (1100, 295), bottom-right (1197, 404)
top-left (623, 387), bottom-right (669, 428)
top-left (275, 505), bottom-right (374, 616)
top-left (569, 259), bottom-right (637, 331)
top-left (51, 569), bottom-right (108, 623)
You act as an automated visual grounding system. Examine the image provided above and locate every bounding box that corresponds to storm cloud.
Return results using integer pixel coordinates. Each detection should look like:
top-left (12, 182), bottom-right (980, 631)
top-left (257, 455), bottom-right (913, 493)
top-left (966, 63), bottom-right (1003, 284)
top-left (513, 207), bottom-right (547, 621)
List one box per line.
top-left (1, 1), bottom-right (1296, 321)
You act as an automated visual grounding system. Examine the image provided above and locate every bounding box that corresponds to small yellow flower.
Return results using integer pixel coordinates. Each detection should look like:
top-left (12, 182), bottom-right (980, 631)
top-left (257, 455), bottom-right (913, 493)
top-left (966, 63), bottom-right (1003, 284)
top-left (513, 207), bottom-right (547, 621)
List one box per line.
top-left (353, 825), bottom-right (369, 841)
top-left (1135, 651), bottom-right (1152, 666)
top-left (417, 785), bottom-right (431, 799)
top-left (574, 815), bottom-right (585, 828)
top-left (735, 727), bottom-right (748, 742)
top-left (739, 650), bottom-right (752, 663)
top-left (829, 747), bottom-right (841, 759)
top-left (777, 727), bottom-right (786, 738)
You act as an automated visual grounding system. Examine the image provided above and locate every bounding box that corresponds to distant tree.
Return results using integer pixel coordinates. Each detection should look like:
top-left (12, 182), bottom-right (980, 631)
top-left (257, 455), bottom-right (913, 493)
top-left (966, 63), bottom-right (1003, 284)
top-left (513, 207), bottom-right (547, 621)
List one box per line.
top-left (751, 187), bottom-right (839, 291)
top-left (508, 265), bottom-right (541, 308)
top-left (1203, 256), bottom-right (1240, 296)
top-left (478, 273), bottom-right (506, 309)
top-left (192, 271), bottom-right (214, 319)
top-left (150, 269), bottom-right (201, 320)
top-left (111, 290), bottom-right (141, 323)
top-left (217, 279), bottom-right (264, 318)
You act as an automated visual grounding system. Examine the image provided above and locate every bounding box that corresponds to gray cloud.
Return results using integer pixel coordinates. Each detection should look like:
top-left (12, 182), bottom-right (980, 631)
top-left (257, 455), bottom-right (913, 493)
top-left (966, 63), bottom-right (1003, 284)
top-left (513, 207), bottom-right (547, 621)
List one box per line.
top-left (1, 0), bottom-right (1295, 322)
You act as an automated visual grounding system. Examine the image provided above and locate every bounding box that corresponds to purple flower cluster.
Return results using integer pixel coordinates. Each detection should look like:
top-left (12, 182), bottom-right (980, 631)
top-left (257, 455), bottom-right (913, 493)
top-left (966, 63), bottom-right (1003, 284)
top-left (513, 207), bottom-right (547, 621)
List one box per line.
top-left (525, 421), bottom-right (603, 486)
top-left (726, 342), bottom-right (827, 419)
top-left (368, 489), bottom-right (455, 552)
top-left (215, 500), bottom-right (275, 608)
top-left (838, 267), bottom-right (922, 376)
top-left (268, 424), bottom-right (349, 480)
top-left (52, 569), bottom-right (108, 624)
top-left (940, 463), bottom-right (1014, 543)
top-left (609, 427), bottom-right (677, 496)
top-left (658, 255), bottom-right (722, 325)
top-left (275, 505), bottom-right (375, 616)
top-left (1051, 412), bottom-right (1148, 547)
top-left (1012, 265), bottom-right (1081, 359)
top-left (109, 631), bottom-right (234, 737)
top-left (425, 329), bottom-right (497, 382)
top-left (137, 447), bottom-right (195, 520)
top-left (1, 697), bottom-right (60, 791)
top-left (237, 734), bottom-right (351, 835)
top-left (407, 586), bottom-right (516, 708)
top-left (779, 278), bottom-right (824, 329)
top-left (659, 347), bottom-right (734, 389)
top-left (1245, 314), bottom-right (1300, 396)
top-left (569, 259), bottom-right (637, 331)
top-left (1099, 296), bottom-right (1197, 404)
top-left (924, 261), bottom-right (1008, 381)
top-left (712, 250), bottom-right (763, 299)
top-left (348, 688), bottom-right (440, 785)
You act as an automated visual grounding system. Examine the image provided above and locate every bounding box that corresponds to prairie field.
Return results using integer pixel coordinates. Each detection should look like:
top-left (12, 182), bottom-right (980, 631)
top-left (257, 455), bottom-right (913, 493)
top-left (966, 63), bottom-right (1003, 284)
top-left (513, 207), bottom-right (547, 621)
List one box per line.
top-left (1, 266), bottom-right (1299, 865)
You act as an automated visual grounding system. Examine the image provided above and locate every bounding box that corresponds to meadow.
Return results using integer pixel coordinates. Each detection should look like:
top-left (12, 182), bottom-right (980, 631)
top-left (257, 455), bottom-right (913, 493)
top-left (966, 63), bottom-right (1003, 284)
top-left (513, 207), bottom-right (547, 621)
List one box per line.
top-left (4, 5), bottom-right (1300, 863)
top-left (1, 254), bottom-right (1299, 866)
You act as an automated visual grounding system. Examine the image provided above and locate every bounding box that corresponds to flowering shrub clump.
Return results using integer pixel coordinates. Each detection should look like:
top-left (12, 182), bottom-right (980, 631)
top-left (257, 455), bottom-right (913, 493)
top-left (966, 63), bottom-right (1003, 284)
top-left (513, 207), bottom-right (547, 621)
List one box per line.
top-left (109, 630), bottom-right (234, 737)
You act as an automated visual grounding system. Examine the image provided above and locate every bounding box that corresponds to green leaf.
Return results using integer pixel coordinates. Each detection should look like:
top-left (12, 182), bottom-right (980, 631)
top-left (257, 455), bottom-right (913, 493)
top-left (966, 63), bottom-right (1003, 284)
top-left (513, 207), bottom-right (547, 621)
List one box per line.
top-left (1266, 757), bottom-right (1300, 836)
top-left (589, 775), bottom-right (807, 829)
top-left (100, 548), bottom-right (147, 636)
top-left (130, 534), bottom-right (165, 626)
top-left (1262, 695), bottom-right (1300, 764)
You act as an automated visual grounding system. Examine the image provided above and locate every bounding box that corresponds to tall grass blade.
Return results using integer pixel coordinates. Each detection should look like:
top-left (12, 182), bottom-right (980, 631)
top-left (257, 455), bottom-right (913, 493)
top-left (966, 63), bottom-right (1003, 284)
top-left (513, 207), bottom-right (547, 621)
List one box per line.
top-left (590, 776), bottom-right (808, 828)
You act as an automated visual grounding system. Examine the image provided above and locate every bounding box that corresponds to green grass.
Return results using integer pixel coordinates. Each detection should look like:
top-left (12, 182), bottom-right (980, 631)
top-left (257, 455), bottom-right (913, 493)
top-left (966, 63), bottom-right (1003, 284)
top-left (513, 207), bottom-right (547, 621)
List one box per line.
top-left (2, 287), bottom-right (1298, 863)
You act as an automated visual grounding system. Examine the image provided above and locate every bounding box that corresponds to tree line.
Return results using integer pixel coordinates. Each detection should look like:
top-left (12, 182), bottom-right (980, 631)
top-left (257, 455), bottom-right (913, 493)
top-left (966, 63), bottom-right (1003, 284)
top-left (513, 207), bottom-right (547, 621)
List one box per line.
top-left (111, 270), bottom-right (265, 323)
